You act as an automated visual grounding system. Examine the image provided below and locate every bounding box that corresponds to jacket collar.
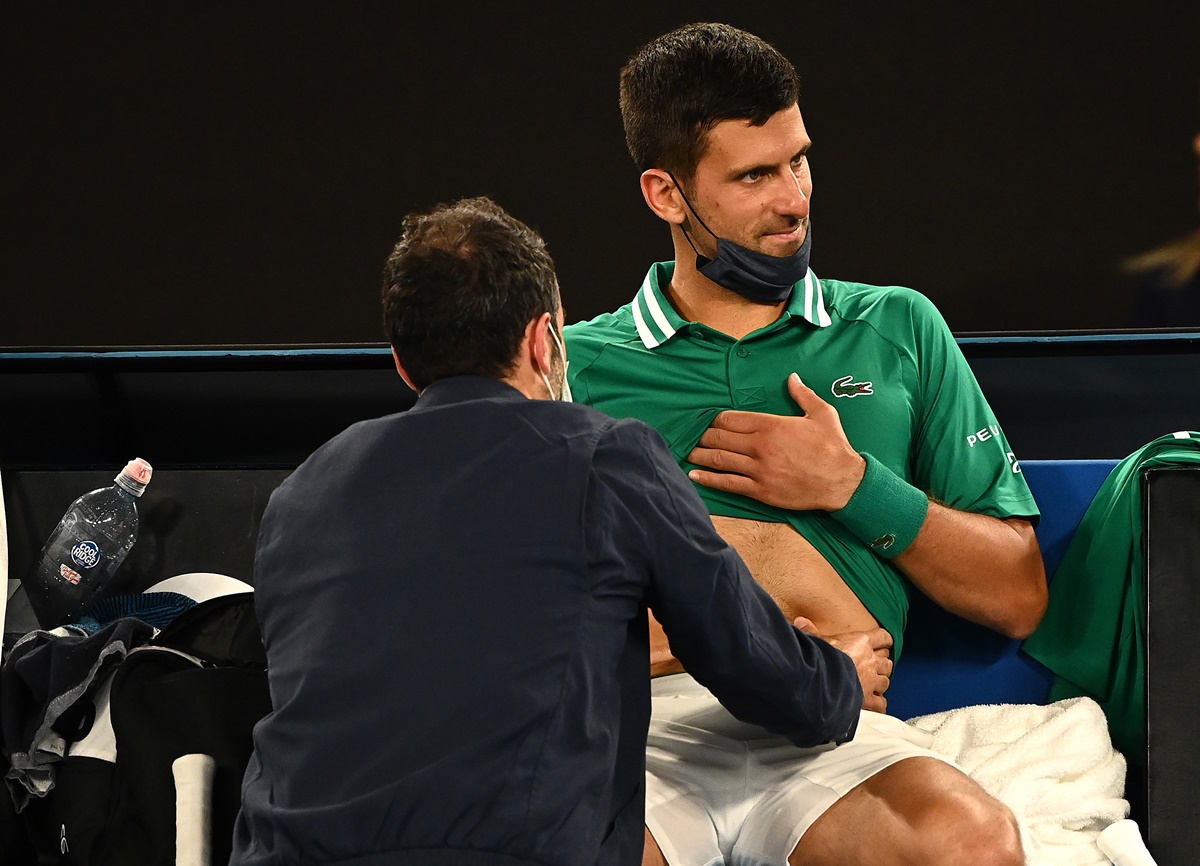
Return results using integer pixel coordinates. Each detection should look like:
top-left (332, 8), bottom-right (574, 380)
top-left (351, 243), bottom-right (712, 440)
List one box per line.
top-left (410, 375), bottom-right (526, 412)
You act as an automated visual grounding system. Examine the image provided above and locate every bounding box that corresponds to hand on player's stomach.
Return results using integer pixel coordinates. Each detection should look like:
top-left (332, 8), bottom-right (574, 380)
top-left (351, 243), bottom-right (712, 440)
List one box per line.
top-left (649, 516), bottom-right (884, 680)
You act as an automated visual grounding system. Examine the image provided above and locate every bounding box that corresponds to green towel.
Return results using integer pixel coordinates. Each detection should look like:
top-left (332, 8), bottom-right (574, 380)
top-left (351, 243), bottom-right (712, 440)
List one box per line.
top-left (1023, 431), bottom-right (1200, 764)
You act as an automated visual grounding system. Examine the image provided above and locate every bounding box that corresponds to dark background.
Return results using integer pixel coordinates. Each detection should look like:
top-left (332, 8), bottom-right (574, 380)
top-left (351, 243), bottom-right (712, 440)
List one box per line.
top-left (4, 3), bottom-right (1199, 347)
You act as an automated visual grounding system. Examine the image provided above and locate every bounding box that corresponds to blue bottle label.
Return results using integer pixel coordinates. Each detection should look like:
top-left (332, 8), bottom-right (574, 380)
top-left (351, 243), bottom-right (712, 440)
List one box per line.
top-left (71, 540), bottom-right (103, 570)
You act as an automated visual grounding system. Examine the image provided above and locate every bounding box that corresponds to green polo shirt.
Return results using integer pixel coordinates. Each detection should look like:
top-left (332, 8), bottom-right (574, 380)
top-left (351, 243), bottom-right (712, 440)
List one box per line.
top-left (564, 262), bottom-right (1039, 661)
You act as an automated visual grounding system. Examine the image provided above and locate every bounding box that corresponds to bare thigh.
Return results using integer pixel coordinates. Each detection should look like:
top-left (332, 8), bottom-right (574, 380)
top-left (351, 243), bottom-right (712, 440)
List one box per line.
top-left (789, 757), bottom-right (1023, 866)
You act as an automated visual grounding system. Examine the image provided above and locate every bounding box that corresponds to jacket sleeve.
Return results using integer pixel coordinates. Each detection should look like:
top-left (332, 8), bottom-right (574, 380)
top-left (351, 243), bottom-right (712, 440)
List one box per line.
top-left (586, 418), bottom-right (863, 747)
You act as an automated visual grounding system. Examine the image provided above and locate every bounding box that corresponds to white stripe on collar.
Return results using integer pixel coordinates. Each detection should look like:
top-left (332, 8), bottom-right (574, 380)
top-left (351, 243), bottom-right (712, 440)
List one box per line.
top-left (632, 294), bottom-right (660, 349)
top-left (811, 271), bottom-right (831, 327)
top-left (633, 273), bottom-right (678, 349)
top-left (643, 280), bottom-right (677, 340)
top-left (801, 271), bottom-right (831, 327)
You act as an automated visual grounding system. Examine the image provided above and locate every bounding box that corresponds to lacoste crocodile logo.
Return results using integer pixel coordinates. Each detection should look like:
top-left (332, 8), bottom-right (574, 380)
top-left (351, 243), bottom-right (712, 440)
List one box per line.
top-left (831, 375), bottom-right (874, 398)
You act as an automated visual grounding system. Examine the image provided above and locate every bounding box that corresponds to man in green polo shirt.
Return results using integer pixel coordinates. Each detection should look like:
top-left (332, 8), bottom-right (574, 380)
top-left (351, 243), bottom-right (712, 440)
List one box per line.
top-left (565, 23), bottom-right (1045, 866)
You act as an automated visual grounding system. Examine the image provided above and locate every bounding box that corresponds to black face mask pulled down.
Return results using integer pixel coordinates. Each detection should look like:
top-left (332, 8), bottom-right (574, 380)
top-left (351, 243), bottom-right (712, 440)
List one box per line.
top-left (670, 175), bottom-right (812, 305)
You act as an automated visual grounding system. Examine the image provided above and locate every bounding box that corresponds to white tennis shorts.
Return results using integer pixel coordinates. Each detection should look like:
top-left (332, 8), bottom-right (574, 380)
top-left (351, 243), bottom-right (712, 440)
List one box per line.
top-left (645, 673), bottom-right (954, 866)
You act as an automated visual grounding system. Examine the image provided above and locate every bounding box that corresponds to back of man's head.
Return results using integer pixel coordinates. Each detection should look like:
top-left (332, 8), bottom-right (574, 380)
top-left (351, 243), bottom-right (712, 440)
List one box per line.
top-left (382, 196), bottom-right (559, 391)
top-left (620, 22), bottom-right (800, 182)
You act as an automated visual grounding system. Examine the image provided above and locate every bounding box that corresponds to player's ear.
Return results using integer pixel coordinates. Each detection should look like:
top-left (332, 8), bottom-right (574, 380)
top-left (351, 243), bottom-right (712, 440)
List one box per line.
top-left (640, 169), bottom-right (687, 225)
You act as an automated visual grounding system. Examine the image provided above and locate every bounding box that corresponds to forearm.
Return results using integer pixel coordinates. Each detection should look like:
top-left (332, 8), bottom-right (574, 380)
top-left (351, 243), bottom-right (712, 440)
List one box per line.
top-left (669, 607), bottom-right (862, 747)
top-left (653, 552), bottom-right (862, 746)
top-left (893, 503), bottom-right (1047, 638)
top-left (827, 453), bottom-right (1047, 638)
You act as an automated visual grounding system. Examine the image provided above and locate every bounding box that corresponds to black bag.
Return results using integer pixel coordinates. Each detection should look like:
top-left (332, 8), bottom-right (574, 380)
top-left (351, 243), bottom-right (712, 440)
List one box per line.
top-left (7, 593), bottom-right (271, 865)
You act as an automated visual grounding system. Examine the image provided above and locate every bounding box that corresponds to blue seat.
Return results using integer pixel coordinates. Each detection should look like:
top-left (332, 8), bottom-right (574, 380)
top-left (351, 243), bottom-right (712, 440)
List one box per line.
top-left (886, 459), bottom-right (1118, 720)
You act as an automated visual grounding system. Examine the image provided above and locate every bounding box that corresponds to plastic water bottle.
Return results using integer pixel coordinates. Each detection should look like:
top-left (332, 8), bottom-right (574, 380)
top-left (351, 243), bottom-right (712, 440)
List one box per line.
top-left (24, 458), bottom-right (153, 629)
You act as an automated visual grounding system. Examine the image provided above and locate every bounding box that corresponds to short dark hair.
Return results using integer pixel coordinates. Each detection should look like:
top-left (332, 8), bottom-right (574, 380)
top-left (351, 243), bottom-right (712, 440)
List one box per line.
top-left (381, 196), bottom-right (559, 391)
top-left (619, 23), bottom-right (800, 181)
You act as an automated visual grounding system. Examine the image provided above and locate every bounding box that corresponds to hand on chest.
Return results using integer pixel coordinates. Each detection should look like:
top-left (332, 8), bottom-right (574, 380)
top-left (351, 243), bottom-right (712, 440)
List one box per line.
top-left (650, 327), bottom-right (915, 464)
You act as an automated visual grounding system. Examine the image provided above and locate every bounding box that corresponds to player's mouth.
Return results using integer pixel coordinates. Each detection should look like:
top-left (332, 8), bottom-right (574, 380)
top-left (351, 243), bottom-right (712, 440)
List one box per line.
top-left (760, 219), bottom-right (807, 246)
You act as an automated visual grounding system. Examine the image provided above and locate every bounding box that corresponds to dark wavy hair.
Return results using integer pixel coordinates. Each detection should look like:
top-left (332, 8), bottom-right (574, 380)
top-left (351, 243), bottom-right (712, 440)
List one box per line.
top-left (619, 22), bottom-right (800, 182)
top-left (381, 196), bottom-right (559, 391)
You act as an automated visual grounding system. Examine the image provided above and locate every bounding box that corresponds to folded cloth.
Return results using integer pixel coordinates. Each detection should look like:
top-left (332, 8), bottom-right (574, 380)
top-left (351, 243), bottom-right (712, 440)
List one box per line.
top-left (910, 698), bottom-right (1128, 866)
top-left (1023, 431), bottom-right (1200, 762)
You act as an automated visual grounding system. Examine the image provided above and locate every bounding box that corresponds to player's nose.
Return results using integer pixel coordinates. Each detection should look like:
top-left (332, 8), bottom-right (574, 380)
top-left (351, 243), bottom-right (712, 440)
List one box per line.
top-left (774, 171), bottom-right (809, 218)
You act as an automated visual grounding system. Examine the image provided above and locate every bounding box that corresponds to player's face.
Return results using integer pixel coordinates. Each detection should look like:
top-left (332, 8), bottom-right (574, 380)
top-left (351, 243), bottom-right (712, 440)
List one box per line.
top-left (686, 103), bottom-right (813, 257)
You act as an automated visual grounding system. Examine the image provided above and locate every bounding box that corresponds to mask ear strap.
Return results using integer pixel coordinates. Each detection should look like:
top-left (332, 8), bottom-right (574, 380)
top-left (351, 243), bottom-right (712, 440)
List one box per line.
top-left (665, 172), bottom-right (718, 265)
top-left (678, 220), bottom-right (706, 264)
top-left (547, 320), bottom-right (566, 363)
top-left (535, 314), bottom-right (565, 400)
top-left (536, 314), bottom-right (555, 375)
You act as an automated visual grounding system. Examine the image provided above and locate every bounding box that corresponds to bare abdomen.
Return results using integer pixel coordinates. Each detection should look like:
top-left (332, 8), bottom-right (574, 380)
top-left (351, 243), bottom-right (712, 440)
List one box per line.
top-left (649, 515), bottom-right (882, 676)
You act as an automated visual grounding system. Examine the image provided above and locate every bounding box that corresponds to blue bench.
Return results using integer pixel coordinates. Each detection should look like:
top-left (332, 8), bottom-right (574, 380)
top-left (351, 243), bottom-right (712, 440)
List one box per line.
top-left (886, 458), bottom-right (1119, 720)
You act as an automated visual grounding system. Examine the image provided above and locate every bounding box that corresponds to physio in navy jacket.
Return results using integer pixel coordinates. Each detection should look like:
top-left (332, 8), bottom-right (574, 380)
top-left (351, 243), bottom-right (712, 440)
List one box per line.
top-left (231, 196), bottom-right (866, 866)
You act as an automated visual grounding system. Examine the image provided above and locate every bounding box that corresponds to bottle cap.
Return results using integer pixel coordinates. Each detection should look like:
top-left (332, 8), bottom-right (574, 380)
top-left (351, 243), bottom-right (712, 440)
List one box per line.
top-left (114, 457), bottom-right (153, 497)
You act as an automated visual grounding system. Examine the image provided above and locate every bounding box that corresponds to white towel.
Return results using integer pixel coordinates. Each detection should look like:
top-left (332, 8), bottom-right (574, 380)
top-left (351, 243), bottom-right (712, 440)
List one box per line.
top-left (910, 698), bottom-right (1129, 866)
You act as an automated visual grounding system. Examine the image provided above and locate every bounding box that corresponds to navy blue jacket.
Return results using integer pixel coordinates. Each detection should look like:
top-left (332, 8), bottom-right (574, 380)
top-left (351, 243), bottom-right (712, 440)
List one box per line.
top-left (231, 376), bottom-right (861, 866)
